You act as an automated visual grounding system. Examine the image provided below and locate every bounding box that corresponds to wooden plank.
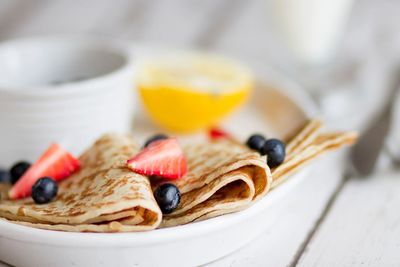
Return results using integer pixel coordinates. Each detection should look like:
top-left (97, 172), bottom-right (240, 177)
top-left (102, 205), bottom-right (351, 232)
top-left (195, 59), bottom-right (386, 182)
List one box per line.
top-left (297, 171), bottom-right (400, 267)
top-left (209, 0), bottom-right (293, 73)
top-left (0, 0), bottom-right (49, 39)
top-left (207, 154), bottom-right (346, 267)
top-left (106, 0), bottom-right (154, 39)
top-left (127, 0), bottom-right (236, 45)
top-left (0, 0), bottom-right (20, 24)
top-left (193, 0), bottom-right (246, 48)
top-left (1, 0), bottom-right (152, 38)
top-left (0, 0), bottom-right (238, 46)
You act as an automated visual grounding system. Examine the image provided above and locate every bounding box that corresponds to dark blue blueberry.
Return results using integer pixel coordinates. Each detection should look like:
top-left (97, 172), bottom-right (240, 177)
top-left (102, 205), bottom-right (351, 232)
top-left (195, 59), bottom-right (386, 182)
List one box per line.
top-left (246, 134), bottom-right (266, 153)
top-left (143, 134), bottom-right (169, 148)
top-left (262, 139), bottom-right (286, 168)
top-left (31, 177), bottom-right (58, 204)
top-left (0, 169), bottom-right (11, 183)
top-left (154, 183), bottom-right (180, 214)
top-left (10, 161), bottom-right (31, 184)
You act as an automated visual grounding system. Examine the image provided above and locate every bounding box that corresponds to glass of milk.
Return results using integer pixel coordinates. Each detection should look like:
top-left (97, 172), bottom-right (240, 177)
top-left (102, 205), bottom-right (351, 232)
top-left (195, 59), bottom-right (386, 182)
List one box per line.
top-left (270, 0), bottom-right (354, 65)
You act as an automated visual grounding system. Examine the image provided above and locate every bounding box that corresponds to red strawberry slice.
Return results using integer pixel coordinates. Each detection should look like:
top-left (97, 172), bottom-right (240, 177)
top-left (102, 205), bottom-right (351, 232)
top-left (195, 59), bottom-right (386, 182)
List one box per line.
top-left (208, 127), bottom-right (232, 140)
top-left (9, 143), bottom-right (80, 200)
top-left (127, 138), bottom-right (187, 179)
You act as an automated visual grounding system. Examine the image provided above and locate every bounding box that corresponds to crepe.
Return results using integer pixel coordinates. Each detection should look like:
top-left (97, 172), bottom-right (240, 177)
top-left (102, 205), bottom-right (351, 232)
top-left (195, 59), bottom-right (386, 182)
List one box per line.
top-left (285, 118), bottom-right (323, 158)
top-left (0, 119), bottom-right (357, 232)
top-left (159, 120), bottom-right (357, 227)
top-left (0, 134), bottom-right (272, 232)
top-left (271, 120), bottom-right (358, 188)
top-left (158, 141), bottom-right (272, 227)
top-left (0, 134), bottom-right (162, 232)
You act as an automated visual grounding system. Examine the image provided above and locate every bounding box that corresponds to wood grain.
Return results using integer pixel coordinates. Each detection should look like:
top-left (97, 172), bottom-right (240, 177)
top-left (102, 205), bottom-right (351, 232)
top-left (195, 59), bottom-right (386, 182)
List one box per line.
top-left (297, 171), bottom-right (400, 267)
top-left (0, 0), bottom-right (49, 39)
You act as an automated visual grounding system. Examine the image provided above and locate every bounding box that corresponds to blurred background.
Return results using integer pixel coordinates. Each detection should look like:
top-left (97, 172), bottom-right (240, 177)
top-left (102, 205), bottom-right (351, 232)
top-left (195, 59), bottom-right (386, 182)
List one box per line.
top-left (1, 0), bottom-right (399, 161)
top-left (0, 0), bottom-right (398, 126)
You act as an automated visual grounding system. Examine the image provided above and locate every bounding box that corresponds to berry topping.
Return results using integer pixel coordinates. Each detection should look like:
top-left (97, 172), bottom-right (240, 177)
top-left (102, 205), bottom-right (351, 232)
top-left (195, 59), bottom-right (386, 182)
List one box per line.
top-left (246, 134), bottom-right (266, 153)
top-left (10, 161), bottom-right (31, 185)
top-left (208, 127), bottom-right (232, 140)
top-left (143, 134), bottom-right (169, 148)
top-left (127, 138), bottom-right (187, 179)
top-left (0, 169), bottom-right (11, 184)
top-left (9, 144), bottom-right (80, 200)
top-left (154, 183), bottom-right (181, 214)
top-left (262, 139), bottom-right (286, 168)
top-left (31, 177), bottom-right (58, 204)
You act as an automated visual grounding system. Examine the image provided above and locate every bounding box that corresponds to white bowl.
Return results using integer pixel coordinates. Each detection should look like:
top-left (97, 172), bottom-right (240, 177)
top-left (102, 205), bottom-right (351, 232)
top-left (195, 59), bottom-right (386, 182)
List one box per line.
top-left (0, 37), bottom-right (136, 167)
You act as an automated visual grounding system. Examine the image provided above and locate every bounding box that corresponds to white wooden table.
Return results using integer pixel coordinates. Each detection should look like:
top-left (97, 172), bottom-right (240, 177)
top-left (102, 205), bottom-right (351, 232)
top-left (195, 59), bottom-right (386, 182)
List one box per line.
top-left (1, 1), bottom-right (400, 266)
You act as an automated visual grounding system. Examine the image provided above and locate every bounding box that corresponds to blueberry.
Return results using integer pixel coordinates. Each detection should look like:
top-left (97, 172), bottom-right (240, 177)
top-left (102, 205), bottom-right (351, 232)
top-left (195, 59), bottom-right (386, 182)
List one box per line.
top-left (154, 183), bottom-right (180, 214)
top-left (0, 169), bottom-right (11, 183)
top-left (31, 177), bottom-right (58, 204)
top-left (262, 139), bottom-right (286, 168)
top-left (246, 134), bottom-right (266, 153)
top-left (143, 134), bottom-right (169, 148)
top-left (10, 161), bottom-right (31, 184)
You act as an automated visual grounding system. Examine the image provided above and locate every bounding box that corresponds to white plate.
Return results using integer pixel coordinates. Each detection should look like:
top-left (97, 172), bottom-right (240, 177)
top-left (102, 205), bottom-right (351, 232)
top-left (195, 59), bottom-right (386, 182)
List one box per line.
top-left (0, 168), bottom-right (308, 267)
top-left (0, 61), bottom-right (317, 267)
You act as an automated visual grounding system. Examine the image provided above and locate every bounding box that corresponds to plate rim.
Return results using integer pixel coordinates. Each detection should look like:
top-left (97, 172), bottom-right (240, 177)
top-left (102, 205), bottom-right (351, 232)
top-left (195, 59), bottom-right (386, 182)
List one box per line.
top-left (0, 167), bottom-right (309, 247)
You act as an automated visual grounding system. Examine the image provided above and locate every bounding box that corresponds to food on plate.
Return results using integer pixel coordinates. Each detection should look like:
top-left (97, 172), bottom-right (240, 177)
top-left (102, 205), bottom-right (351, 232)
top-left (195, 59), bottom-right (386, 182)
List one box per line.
top-left (143, 133), bottom-right (169, 148)
top-left (0, 133), bottom-right (271, 232)
top-left (0, 169), bottom-right (11, 184)
top-left (8, 143), bottom-right (80, 200)
top-left (10, 161), bottom-right (31, 184)
top-left (270, 120), bottom-right (356, 188)
top-left (154, 183), bottom-right (181, 214)
top-left (262, 139), bottom-right (286, 168)
top-left (31, 177), bottom-right (58, 204)
top-left (155, 140), bottom-right (271, 227)
top-left (285, 119), bottom-right (323, 157)
top-left (208, 127), bottom-right (232, 140)
top-left (0, 119), bottom-right (358, 232)
top-left (137, 52), bottom-right (253, 132)
top-left (246, 134), bottom-right (286, 168)
top-left (0, 134), bottom-right (162, 232)
top-left (246, 134), bottom-right (267, 152)
top-left (127, 138), bottom-right (187, 179)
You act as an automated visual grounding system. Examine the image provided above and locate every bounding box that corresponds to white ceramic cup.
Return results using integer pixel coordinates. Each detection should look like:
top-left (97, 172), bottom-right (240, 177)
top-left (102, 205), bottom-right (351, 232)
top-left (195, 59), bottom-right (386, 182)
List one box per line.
top-left (0, 37), bottom-right (136, 167)
top-left (270, 0), bottom-right (354, 64)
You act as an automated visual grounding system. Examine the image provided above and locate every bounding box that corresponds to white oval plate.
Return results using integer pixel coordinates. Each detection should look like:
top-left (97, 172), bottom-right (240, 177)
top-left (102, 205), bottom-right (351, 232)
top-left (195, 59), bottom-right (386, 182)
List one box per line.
top-left (0, 54), bottom-right (317, 267)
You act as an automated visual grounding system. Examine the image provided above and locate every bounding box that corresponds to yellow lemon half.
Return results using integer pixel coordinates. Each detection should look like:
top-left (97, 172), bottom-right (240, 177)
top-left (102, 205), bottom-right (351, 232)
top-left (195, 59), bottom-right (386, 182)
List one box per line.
top-left (137, 52), bottom-right (253, 132)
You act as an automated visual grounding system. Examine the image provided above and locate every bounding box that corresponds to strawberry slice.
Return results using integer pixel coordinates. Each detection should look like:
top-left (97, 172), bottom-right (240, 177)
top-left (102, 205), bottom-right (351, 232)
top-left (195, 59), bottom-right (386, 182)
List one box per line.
top-left (126, 138), bottom-right (187, 179)
top-left (9, 143), bottom-right (80, 200)
top-left (208, 127), bottom-right (232, 140)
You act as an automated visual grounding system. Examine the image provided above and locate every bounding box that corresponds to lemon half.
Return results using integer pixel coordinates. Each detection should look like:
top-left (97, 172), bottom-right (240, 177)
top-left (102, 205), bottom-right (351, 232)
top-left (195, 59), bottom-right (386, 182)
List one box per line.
top-left (137, 52), bottom-right (253, 132)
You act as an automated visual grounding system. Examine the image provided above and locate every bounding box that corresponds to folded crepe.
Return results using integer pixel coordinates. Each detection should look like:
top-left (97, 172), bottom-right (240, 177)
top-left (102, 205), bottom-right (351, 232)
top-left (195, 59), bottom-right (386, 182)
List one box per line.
top-left (271, 119), bottom-right (358, 188)
top-left (0, 134), bottom-right (162, 232)
top-left (158, 120), bottom-right (357, 227)
top-left (0, 119), bottom-right (357, 232)
top-left (0, 134), bottom-right (273, 232)
top-left (157, 141), bottom-right (272, 227)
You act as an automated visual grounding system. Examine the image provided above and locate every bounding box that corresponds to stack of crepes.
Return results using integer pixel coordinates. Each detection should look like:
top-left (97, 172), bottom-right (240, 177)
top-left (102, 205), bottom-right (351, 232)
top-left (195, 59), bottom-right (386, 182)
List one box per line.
top-left (0, 119), bottom-right (357, 232)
